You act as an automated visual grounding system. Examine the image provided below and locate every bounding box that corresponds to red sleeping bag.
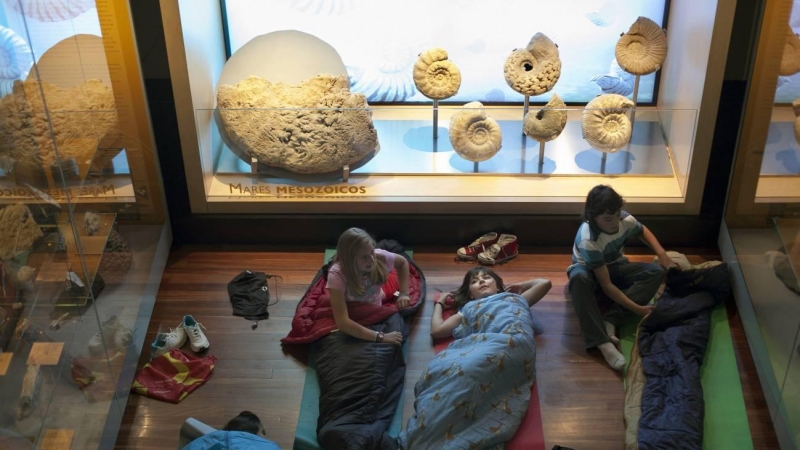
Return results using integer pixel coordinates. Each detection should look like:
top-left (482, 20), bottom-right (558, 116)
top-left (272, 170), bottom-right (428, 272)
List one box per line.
top-left (282, 259), bottom-right (424, 345)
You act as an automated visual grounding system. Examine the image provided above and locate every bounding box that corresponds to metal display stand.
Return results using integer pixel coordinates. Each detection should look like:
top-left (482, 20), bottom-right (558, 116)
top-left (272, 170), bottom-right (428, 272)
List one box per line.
top-left (523, 95), bottom-right (530, 133)
top-left (538, 140), bottom-right (546, 172)
top-left (432, 100), bottom-right (439, 140)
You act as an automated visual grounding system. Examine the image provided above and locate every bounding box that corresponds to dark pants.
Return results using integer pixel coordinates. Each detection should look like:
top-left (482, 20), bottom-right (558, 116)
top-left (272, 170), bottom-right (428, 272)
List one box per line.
top-left (568, 261), bottom-right (665, 349)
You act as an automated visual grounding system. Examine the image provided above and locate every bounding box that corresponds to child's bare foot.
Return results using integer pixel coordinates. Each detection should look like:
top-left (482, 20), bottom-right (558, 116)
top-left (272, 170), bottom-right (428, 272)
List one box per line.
top-left (598, 342), bottom-right (625, 370)
top-left (605, 321), bottom-right (620, 346)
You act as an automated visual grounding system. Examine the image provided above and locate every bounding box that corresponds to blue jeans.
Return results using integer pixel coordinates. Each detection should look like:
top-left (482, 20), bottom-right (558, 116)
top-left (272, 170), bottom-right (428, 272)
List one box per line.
top-left (568, 260), bottom-right (665, 349)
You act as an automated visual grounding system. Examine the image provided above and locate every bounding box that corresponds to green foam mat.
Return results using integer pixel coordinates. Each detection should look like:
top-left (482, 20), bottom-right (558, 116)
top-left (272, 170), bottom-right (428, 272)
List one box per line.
top-left (621, 303), bottom-right (753, 449)
top-left (293, 248), bottom-right (412, 450)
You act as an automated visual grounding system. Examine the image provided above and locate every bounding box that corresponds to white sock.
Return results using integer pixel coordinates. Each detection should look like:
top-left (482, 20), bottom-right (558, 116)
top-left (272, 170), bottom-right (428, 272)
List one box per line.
top-left (605, 321), bottom-right (619, 346)
top-left (598, 342), bottom-right (625, 371)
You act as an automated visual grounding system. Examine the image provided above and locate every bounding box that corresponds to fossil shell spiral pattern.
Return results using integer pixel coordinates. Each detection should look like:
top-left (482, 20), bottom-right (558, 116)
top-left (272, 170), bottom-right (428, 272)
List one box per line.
top-left (347, 45), bottom-right (416, 102)
top-left (448, 101), bottom-right (502, 162)
top-left (585, 1), bottom-right (618, 28)
top-left (792, 98), bottom-right (800, 145)
top-left (781, 30), bottom-right (800, 76)
top-left (216, 75), bottom-right (379, 174)
top-left (590, 58), bottom-right (634, 96)
top-left (413, 48), bottom-right (461, 100)
top-left (4, 0), bottom-right (96, 22)
top-left (284, 0), bottom-right (353, 15)
top-left (485, 88), bottom-right (505, 102)
top-left (615, 16), bottom-right (667, 76)
top-left (582, 94), bottom-right (634, 153)
top-left (0, 25), bottom-right (33, 96)
top-left (503, 33), bottom-right (561, 96)
top-left (523, 94), bottom-right (567, 142)
top-left (348, 66), bottom-right (416, 102)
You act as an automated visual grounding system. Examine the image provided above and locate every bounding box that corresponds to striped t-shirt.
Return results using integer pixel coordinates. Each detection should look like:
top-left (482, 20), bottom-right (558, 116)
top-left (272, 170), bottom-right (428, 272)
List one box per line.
top-left (569, 211), bottom-right (643, 272)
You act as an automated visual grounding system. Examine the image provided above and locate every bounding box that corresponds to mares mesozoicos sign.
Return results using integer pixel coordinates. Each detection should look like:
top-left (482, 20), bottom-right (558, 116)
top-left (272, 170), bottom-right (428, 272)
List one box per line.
top-left (228, 183), bottom-right (367, 198)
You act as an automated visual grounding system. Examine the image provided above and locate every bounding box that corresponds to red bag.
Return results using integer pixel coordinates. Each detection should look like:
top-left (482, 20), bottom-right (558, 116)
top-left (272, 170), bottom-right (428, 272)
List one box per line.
top-left (131, 349), bottom-right (217, 403)
top-left (72, 350), bottom-right (127, 402)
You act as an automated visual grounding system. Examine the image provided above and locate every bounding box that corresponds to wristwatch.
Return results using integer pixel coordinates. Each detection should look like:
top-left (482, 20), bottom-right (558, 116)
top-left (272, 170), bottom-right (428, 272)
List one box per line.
top-left (376, 331), bottom-right (385, 342)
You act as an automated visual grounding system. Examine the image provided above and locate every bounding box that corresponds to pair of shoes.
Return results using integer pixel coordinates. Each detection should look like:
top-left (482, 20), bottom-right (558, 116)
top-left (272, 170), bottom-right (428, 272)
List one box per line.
top-left (88, 315), bottom-right (134, 356)
top-left (457, 232), bottom-right (499, 260)
top-left (477, 234), bottom-right (518, 265)
top-left (150, 315), bottom-right (209, 359)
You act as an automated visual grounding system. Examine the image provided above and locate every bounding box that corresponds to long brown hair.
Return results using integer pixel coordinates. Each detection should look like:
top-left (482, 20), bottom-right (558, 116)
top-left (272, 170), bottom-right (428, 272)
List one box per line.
top-left (333, 228), bottom-right (388, 296)
top-left (452, 267), bottom-right (505, 311)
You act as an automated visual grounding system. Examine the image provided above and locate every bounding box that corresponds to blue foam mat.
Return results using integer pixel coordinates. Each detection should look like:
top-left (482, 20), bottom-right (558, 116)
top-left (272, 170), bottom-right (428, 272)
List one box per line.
top-left (293, 249), bottom-right (412, 450)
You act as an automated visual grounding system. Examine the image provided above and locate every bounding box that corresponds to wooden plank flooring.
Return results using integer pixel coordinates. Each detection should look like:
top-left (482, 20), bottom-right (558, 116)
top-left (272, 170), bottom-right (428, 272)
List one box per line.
top-left (116, 247), bottom-right (778, 449)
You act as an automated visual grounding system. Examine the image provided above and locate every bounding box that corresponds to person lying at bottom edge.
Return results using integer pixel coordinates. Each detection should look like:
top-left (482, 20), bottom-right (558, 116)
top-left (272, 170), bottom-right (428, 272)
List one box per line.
top-left (398, 267), bottom-right (551, 449)
top-left (327, 227), bottom-right (411, 345)
top-left (182, 411), bottom-right (280, 450)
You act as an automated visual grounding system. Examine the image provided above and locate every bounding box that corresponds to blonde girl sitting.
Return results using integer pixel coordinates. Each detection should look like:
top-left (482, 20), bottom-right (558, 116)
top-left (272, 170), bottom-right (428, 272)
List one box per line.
top-left (327, 227), bottom-right (412, 346)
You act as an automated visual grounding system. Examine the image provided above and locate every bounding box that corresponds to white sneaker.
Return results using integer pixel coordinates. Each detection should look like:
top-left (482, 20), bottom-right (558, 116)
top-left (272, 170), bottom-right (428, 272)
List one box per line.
top-left (89, 316), bottom-right (132, 356)
top-left (182, 315), bottom-right (209, 352)
top-left (150, 326), bottom-right (187, 359)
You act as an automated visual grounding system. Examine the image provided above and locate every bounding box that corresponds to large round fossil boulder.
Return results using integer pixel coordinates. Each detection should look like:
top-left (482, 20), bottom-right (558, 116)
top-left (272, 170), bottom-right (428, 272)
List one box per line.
top-left (216, 75), bottom-right (379, 175)
top-left (214, 31), bottom-right (379, 177)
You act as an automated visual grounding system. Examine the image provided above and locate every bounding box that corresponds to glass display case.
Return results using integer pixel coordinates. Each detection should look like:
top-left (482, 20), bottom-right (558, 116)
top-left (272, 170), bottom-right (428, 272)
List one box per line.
top-left (160, 0), bottom-right (736, 215)
top-left (198, 106), bottom-right (697, 201)
top-left (722, 0), bottom-right (800, 448)
top-left (0, 1), bottom-right (170, 448)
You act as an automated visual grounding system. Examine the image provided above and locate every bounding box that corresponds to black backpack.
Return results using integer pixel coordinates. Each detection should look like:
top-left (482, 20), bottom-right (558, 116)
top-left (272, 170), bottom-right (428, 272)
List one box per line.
top-left (227, 270), bottom-right (280, 329)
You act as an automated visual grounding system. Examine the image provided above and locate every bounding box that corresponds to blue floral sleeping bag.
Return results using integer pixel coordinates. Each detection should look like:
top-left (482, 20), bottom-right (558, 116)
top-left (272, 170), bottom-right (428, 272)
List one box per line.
top-left (398, 293), bottom-right (537, 450)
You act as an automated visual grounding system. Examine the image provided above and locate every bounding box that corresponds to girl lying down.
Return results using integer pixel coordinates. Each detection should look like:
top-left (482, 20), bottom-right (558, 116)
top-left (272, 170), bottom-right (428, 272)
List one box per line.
top-left (399, 268), bottom-right (551, 449)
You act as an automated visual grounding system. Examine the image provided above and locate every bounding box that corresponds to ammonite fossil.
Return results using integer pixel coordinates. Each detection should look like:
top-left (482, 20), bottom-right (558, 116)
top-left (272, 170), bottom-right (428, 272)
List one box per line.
top-left (448, 101), bottom-right (502, 162)
top-left (4, 0), bottom-right (95, 22)
top-left (412, 48), bottom-right (461, 100)
top-left (581, 94), bottom-right (634, 153)
top-left (523, 94), bottom-right (567, 142)
top-left (615, 16), bottom-right (667, 76)
top-left (503, 33), bottom-right (561, 96)
top-left (781, 29), bottom-right (800, 76)
top-left (0, 25), bottom-right (33, 96)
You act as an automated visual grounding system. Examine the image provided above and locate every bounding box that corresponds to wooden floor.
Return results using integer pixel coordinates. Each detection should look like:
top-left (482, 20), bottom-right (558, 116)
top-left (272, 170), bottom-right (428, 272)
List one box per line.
top-left (116, 246), bottom-right (779, 450)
